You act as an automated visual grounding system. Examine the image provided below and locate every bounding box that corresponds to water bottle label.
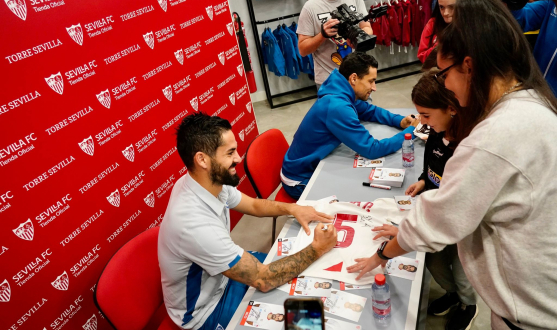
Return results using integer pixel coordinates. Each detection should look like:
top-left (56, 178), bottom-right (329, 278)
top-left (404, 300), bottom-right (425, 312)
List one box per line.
top-left (402, 153), bottom-right (414, 162)
top-left (373, 305), bottom-right (391, 315)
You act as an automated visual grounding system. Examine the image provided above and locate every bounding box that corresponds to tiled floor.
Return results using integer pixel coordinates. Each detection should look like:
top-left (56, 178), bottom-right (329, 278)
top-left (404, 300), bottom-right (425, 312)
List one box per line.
top-left (231, 70), bottom-right (491, 330)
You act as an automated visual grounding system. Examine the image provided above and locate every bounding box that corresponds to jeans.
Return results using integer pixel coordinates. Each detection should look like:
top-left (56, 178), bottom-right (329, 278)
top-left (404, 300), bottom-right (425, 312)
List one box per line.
top-left (199, 251), bottom-right (267, 330)
top-left (425, 244), bottom-right (477, 305)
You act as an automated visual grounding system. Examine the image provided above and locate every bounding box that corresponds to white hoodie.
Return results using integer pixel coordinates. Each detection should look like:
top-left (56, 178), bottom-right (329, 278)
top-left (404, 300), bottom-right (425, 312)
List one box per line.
top-left (397, 90), bottom-right (557, 330)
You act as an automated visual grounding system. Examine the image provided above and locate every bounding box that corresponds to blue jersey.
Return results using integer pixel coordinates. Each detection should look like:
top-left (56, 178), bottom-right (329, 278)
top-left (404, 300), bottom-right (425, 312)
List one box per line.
top-left (513, 1), bottom-right (557, 95)
top-left (261, 28), bottom-right (285, 77)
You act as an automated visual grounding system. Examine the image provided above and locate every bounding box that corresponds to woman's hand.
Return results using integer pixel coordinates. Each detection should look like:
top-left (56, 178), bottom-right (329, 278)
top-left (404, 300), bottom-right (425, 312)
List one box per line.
top-left (405, 180), bottom-right (425, 197)
top-left (347, 254), bottom-right (386, 280)
top-left (372, 224), bottom-right (399, 240)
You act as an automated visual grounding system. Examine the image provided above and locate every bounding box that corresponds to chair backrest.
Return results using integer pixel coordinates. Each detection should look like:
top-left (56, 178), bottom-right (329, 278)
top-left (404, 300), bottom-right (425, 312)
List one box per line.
top-left (94, 227), bottom-right (163, 330)
top-left (244, 129), bottom-right (289, 199)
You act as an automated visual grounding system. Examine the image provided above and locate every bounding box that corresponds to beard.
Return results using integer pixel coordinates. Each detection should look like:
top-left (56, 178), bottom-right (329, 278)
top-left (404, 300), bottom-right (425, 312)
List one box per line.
top-left (210, 158), bottom-right (240, 186)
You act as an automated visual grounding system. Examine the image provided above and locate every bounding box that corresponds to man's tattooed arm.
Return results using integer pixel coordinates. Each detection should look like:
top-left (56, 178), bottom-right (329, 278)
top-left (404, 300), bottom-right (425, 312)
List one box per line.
top-left (222, 244), bottom-right (324, 293)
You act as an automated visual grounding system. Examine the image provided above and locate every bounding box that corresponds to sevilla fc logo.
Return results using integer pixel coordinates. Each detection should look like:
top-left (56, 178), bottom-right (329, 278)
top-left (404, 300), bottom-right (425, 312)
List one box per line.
top-left (227, 22), bottom-right (234, 35)
top-left (122, 145), bottom-right (134, 162)
top-left (239, 129), bottom-right (245, 142)
top-left (12, 219), bottom-right (34, 241)
top-left (162, 85), bottom-right (172, 101)
top-left (190, 97), bottom-right (199, 111)
top-left (45, 72), bottom-right (64, 95)
top-left (229, 93), bottom-right (235, 105)
top-left (78, 136), bottom-right (95, 156)
top-left (96, 89), bottom-right (111, 109)
top-left (144, 192), bottom-right (155, 208)
top-left (206, 6), bottom-right (213, 20)
top-left (66, 24), bottom-right (84, 46)
top-left (143, 32), bottom-right (155, 49)
top-left (218, 52), bottom-right (225, 65)
top-left (0, 280), bottom-right (10, 302)
top-left (107, 190), bottom-right (121, 207)
top-left (157, 0), bottom-right (167, 12)
top-left (51, 271), bottom-right (69, 291)
top-left (5, 0), bottom-right (26, 21)
top-left (83, 315), bottom-right (98, 330)
top-left (237, 64), bottom-right (244, 76)
top-left (174, 49), bottom-right (184, 65)
top-left (246, 102), bottom-right (252, 113)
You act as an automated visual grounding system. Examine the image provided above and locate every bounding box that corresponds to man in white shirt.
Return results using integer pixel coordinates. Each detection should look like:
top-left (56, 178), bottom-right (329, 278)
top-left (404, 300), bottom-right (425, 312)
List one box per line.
top-left (158, 113), bottom-right (338, 330)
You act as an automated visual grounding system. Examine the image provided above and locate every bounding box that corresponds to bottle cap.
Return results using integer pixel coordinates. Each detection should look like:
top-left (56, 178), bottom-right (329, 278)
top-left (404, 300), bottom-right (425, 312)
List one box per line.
top-left (375, 274), bottom-right (386, 285)
top-left (404, 133), bottom-right (412, 140)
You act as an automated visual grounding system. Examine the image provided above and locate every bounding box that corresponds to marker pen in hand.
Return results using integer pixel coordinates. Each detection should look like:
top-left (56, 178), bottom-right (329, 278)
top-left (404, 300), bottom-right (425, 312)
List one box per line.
top-left (362, 182), bottom-right (392, 190)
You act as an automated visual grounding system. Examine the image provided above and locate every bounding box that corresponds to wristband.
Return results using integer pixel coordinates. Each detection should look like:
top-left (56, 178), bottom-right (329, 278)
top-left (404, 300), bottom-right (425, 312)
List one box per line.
top-left (377, 241), bottom-right (392, 260)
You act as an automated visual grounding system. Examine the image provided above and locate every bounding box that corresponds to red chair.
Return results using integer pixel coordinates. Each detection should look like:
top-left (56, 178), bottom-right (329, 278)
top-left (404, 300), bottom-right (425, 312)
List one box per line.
top-left (244, 129), bottom-right (297, 243)
top-left (94, 227), bottom-right (181, 330)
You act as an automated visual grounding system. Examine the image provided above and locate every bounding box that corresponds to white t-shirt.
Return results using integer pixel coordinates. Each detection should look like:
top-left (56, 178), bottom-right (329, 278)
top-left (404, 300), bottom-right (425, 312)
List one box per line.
top-left (158, 174), bottom-right (244, 329)
top-left (297, 0), bottom-right (368, 84)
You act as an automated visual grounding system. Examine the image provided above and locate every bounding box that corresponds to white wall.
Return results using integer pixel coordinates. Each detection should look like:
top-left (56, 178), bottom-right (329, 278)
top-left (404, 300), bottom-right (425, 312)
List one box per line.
top-left (228, 0), bottom-right (419, 104)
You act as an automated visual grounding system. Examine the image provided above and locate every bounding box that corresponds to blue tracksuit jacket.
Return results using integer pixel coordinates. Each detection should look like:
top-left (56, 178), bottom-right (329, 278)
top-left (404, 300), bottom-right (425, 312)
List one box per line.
top-left (281, 69), bottom-right (416, 183)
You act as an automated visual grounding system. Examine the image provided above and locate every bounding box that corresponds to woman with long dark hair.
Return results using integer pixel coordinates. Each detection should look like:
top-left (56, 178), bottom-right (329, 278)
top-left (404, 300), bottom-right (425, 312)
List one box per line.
top-left (348, 1), bottom-right (557, 329)
top-left (417, 0), bottom-right (455, 64)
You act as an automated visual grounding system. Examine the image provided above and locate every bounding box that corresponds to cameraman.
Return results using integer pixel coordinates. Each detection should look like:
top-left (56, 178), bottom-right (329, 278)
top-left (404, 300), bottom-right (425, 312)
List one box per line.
top-left (297, 0), bottom-right (373, 90)
top-left (510, 0), bottom-right (556, 95)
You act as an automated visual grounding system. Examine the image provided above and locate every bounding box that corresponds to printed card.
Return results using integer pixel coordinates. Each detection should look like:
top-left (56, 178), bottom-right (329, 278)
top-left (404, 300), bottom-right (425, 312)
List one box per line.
top-left (394, 196), bottom-right (416, 211)
top-left (385, 256), bottom-right (420, 281)
top-left (324, 317), bottom-right (361, 330)
top-left (277, 237), bottom-right (296, 256)
top-left (240, 301), bottom-right (285, 330)
top-left (289, 276), bottom-right (332, 297)
top-left (339, 282), bottom-right (372, 291)
top-left (414, 123), bottom-right (430, 140)
top-left (354, 154), bottom-right (385, 168)
top-left (322, 290), bottom-right (367, 322)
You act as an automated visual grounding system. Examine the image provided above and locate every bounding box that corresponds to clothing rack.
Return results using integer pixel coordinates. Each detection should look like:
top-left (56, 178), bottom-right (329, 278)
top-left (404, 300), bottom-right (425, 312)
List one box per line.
top-left (246, 0), bottom-right (421, 109)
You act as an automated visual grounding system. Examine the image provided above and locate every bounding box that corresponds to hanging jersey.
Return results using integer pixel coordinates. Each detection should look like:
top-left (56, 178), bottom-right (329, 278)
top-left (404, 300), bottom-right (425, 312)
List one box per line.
top-left (387, 5), bottom-right (402, 45)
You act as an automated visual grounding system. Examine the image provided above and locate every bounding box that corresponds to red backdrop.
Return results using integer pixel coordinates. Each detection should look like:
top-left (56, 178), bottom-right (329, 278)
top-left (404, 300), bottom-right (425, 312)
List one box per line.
top-left (0, 0), bottom-right (259, 329)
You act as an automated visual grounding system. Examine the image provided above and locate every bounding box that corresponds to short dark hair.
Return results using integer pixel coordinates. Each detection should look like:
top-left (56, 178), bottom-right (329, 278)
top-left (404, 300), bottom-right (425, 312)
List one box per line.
top-left (339, 52), bottom-right (379, 80)
top-left (176, 112), bottom-right (232, 171)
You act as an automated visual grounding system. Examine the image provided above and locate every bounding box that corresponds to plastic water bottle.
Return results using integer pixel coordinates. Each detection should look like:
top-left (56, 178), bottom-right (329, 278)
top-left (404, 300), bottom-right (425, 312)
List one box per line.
top-left (402, 133), bottom-right (414, 168)
top-left (372, 274), bottom-right (391, 327)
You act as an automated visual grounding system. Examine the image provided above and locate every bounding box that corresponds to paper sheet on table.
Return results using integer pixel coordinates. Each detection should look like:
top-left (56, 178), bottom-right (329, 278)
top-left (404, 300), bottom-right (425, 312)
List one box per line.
top-left (290, 199), bottom-right (407, 284)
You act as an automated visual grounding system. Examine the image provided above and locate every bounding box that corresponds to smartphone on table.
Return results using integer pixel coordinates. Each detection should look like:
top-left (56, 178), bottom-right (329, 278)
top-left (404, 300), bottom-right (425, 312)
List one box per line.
top-left (284, 297), bottom-right (325, 330)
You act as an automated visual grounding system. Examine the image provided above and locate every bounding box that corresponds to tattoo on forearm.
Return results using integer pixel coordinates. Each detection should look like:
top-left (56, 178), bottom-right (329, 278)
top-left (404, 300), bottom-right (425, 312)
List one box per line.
top-left (225, 245), bottom-right (320, 292)
top-left (257, 245), bottom-right (319, 291)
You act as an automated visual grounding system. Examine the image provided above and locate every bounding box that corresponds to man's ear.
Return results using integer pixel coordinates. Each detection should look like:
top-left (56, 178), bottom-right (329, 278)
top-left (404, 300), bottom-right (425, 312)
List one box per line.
top-left (349, 73), bottom-right (358, 86)
top-left (194, 151), bottom-right (210, 170)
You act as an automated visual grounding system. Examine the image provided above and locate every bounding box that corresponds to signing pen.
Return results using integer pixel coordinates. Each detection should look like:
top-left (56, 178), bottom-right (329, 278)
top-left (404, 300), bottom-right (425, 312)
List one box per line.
top-left (362, 182), bottom-right (392, 190)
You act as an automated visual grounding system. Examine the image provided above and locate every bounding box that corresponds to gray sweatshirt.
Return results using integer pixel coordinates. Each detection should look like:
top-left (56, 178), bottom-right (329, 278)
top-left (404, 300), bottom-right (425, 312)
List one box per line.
top-left (397, 90), bottom-right (557, 330)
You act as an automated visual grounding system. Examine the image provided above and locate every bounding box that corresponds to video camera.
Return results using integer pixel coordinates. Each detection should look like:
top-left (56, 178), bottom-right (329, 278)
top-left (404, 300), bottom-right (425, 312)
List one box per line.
top-left (329, 4), bottom-right (388, 52)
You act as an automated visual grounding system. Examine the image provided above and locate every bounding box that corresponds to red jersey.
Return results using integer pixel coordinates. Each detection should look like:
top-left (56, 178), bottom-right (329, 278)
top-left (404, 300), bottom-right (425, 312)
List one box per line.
top-left (387, 4), bottom-right (401, 45)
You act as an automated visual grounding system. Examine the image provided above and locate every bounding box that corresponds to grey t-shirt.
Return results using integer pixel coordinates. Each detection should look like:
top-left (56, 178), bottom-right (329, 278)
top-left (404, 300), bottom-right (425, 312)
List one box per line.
top-left (297, 0), bottom-right (368, 84)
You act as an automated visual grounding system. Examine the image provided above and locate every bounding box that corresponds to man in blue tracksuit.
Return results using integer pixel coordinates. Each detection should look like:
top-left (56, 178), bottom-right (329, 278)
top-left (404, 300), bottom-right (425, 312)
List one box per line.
top-left (281, 52), bottom-right (420, 199)
top-left (512, 0), bottom-right (557, 95)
